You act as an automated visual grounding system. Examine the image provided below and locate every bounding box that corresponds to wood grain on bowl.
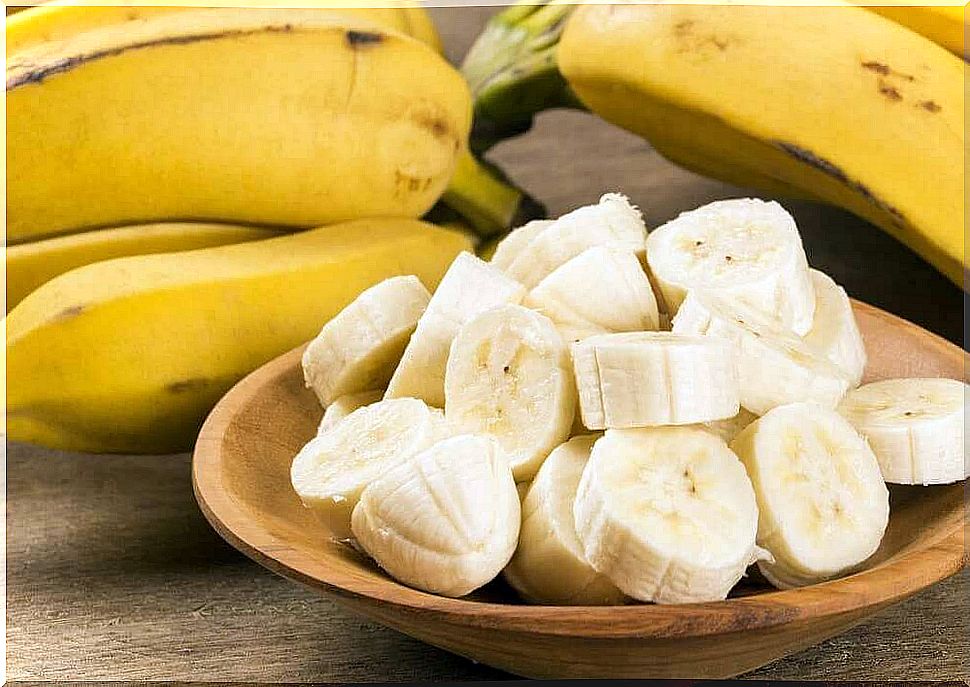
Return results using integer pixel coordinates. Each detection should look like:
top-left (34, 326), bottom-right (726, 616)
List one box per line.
top-left (193, 300), bottom-right (967, 679)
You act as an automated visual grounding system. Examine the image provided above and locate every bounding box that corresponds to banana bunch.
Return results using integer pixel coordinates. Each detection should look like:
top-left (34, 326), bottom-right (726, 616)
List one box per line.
top-left (461, 1), bottom-right (966, 286)
top-left (290, 194), bottom-right (967, 603)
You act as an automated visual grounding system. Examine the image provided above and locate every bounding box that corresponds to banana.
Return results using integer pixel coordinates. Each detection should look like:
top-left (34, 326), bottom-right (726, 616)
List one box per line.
top-left (7, 8), bottom-right (470, 242)
top-left (351, 433), bottom-right (520, 597)
top-left (505, 193), bottom-right (646, 289)
top-left (489, 219), bottom-right (554, 271)
top-left (702, 408), bottom-right (759, 445)
top-left (385, 252), bottom-right (525, 408)
top-left (444, 304), bottom-right (575, 481)
top-left (645, 199), bottom-right (815, 335)
top-left (525, 245), bottom-right (660, 343)
top-left (291, 397), bottom-right (439, 541)
top-left (302, 276), bottom-right (431, 407)
top-left (838, 377), bottom-right (969, 485)
top-left (574, 427), bottom-right (763, 604)
top-left (865, 4), bottom-right (965, 58)
top-left (803, 270), bottom-right (867, 387)
top-left (673, 291), bottom-right (851, 415)
top-left (6, 222), bottom-right (283, 311)
top-left (504, 435), bottom-right (627, 605)
top-left (730, 402), bottom-right (890, 589)
top-left (317, 390), bottom-right (383, 436)
top-left (572, 332), bottom-right (739, 430)
top-left (6, 218), bottom-right (470, 454)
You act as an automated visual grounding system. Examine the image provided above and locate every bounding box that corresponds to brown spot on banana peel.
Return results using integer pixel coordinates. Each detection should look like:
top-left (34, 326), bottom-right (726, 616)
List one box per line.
top-left (166, 377), bottom-right (211, 394)
top-left (54, 305), bottom-right (85, 321)
top-left (877, 79), bottom-right (903, 101)
top-left (861, 60), bottom-right (915, 81)
top-left (394, 170), bottom-right (434, 196)
top-left (919, 100), bottom-right (942, 113)
top-left (345, 30), bottom-right (384, 48)
top-left (775, 142), bottom-right (906, 227)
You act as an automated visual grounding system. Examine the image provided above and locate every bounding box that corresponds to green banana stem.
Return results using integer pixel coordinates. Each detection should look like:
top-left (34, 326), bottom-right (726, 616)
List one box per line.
top-left (461, 0), bottom-right (582, 154)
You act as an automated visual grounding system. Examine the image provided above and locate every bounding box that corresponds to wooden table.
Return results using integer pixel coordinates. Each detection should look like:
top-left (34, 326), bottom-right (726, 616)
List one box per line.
top-left (7, 6), bottom-right (967, 682)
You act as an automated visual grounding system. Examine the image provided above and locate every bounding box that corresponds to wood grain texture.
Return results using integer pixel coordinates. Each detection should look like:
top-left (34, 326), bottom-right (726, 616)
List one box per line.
top-left (6, 5), bottom-right (968, 682)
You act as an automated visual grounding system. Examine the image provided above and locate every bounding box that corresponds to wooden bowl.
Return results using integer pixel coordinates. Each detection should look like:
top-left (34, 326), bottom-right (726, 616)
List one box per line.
top-left (193, 300), bottom-right (967, 679)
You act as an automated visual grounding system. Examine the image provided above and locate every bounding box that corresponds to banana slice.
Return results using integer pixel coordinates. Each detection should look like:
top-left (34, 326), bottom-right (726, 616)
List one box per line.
top-left (645, 198), bottom-right (815, 335)
top-left (505, 435), bottom-right (627, 605)
top-left (385, 252), bottom-right (525, 407)
top-left (291, 398), bottom-right (438, 541)
top-left (838, 378), bottom-right (968, 485)
top-left (572, 332), bottom-right (739, 430)
top-left (302, 276), bottom-right (431, 407)
top-left (489, 219), bottom-right (555, 271)
top-left (525, 245), bottom-right (660, 343)
top-left (444, 304), bottom-right (576, 481)
top-left (673, 291), bottom-right (850, 415)
top-left (351, 434), bottom-right (520, 597)
top-left (803, 270), bottom-right (867, 387)
top-left (316, 390), bottom-right (384, 435)
top-left (505, 193), bottom-right (646, 289)
top-left (574, 427), bottom-right (762, 603)
top-left (703, 408), bottom-right (759, 444)
top-left (731, 402), bottom-right (890, 588)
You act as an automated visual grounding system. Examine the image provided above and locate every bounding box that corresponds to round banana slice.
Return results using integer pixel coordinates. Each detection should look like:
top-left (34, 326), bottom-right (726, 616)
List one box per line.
top-left (302, 275), bottom-right (430, 407)
top-left (571, 332), bottom-right (739, 430)
top-left (505, 435), bottom-right (627, 605)
top-left (351, 434), bottom-right (520, 597)
top-left (731, 402), bottom-right (890, 588)
top-left (489, 219), bottom-right (555, 271)
top-left (291, 398), bottom-right (437, 541)
top-left (505, 193), bottom-right (646, 289)
top-left (385, 252), bottom-right (525, 408)
top-left (444, 304), bottom-right (576, 481)
top-left (838, 378), bottom-right (968, 485)
top-left (645, 198), bottom-right (815, 335)
top-left (316, 390), bottom-right (383, 435)
top-left (574, 427), bottom-right (762, 604)
top-left (702, 408), bottom-right (759, 444)
top-left (525, 245), bottom-right (660, 343)
top-left (673, 291), bottom-right (850, 415)
top-left (803, 270), bottom-right (867, 387)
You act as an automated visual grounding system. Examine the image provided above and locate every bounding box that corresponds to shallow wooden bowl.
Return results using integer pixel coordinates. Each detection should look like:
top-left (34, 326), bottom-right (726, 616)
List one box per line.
top-left (193, 300), bottom-right (967, 679)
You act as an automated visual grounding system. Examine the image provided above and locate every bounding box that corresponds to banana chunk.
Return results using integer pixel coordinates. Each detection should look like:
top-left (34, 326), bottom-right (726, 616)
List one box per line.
top-left (574, 427), bottom-right (763, 603)
top-left (505, 193), bottom-right (646, 289)
top-left (526, 245), bottom-right (660, 343)
top-left (673, 291), bottom-right (850, 415)
top-left (351, 434), bottom-right (520, 597)
top-left (572, 332), bottom-right (739, 430)
top-left (731, 402), bottom-right (890, 589)
top-left (838, 378), bottom-right (968, 485)
top-left (703, 408), bottom-right (759, 444)
top-left (291, 398), bottom-right (438, 541)
top-left (490, 219), bottom-right (555, 271)
top-left (505, 435), bottom-right (627, 605)
top-left (445, 304), bottom-right (576, 481)
top-left (302, 276), bottom-right (431, 407)
top-left (646, 198), bottom-right (815, 335)
top-left (803, 270), bottom-right (867, 387)
top-left (385, 252), bottom-right (525, 407)
top-left (316, 390), bottom-right (384, 436)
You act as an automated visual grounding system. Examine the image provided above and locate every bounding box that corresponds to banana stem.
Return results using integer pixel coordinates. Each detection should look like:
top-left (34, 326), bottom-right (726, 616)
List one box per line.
top-left (461, 0), bottom-right (582, 154)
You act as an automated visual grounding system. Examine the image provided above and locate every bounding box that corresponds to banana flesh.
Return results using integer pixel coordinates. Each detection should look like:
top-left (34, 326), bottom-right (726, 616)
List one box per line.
top-left (489, 219), bottom-right (554, 271)
top-left (316, 390), bottom-right (383, 436)
top-left (803, 270), bottom-right (868, 387)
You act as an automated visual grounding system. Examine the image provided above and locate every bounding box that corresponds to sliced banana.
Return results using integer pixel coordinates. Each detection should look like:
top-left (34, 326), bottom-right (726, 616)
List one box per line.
top-left (316, 390), bottom-right (383, 435)
top-left (385, 252), bottom-right (525, 407)
top-left (525, 245), bottom-right (660, 343)
top-left (351, 434), bottom-right (520, 597)
top-left (302, 275), bottom-right (430, 407)
top-left (574, 427), bottom-right (763, 604)
top-left (505, 193), bottom-right (646, 289)
top-left (838, 378), bottom-right (968, 485)
top-left (803, 270), bottom-right (867, 388)
top-left (489, 219), bottom-right (555, 271)
top-left (291, 398), bottom-right (437, 541)
top-left (572, 331), bottom-right (739, 430)
top-left (645, 198), bottom-right (815, 335)
top-left (444, 304), bottom-right (576, 481)
top-left (731, 402), bottom-right (890, 588)
top-left (673, 291), bottom-right (850, 415)
top-left (702, 408), bottom-right (759, 444)
top-left (505, 435), bottom-right (627, 605)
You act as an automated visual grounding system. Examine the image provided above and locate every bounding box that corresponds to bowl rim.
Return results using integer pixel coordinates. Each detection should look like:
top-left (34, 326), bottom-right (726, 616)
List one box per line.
top-left (192, 299), bottom-right (968, 640)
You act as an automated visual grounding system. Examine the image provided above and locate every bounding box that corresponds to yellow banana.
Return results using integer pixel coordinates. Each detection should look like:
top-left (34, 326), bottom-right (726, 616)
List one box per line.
top-left (866, 4), bottom-right (965, 58)
top-left (6, 222), bottom-right (283, 310)
top-left (6, 218), bottom-right (471, 454)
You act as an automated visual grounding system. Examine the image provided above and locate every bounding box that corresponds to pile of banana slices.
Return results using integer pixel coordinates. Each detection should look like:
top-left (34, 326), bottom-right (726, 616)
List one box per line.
top-left (291, 195), bottom-right (968, 605)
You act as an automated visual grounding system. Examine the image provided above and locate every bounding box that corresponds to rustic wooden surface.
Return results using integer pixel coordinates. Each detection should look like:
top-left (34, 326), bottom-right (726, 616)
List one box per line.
top-left (6, 6), bottom-right (967, 682)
